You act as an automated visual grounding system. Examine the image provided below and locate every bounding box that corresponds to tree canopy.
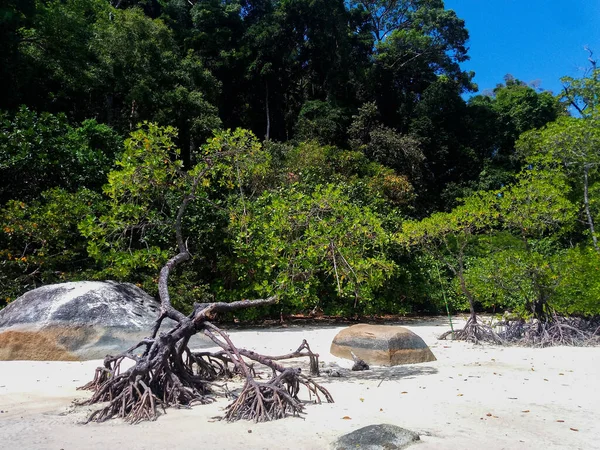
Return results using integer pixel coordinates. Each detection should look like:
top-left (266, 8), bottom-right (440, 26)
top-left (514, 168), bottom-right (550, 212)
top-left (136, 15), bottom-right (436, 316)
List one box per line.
top-left (1, 0), bottom-right (599, 336)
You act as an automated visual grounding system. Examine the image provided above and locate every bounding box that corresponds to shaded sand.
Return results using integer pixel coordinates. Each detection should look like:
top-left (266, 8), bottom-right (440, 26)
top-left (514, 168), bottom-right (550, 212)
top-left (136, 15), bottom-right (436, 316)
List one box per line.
top-left (0, 330), bottom-right (80, 361)
top-left (0, 317), bottom-right (599, 450)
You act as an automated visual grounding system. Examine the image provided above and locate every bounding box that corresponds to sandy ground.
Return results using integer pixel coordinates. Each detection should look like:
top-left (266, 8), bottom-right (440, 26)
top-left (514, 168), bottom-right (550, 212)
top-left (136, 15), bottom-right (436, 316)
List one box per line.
top-left (0, 317), bottom-right (599, 450)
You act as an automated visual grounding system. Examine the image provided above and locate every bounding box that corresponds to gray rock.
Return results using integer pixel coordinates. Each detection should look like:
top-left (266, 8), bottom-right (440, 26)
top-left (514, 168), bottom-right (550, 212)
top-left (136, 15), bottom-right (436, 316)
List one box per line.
top-left (331, 424), bottom-right (420, 450)
top-left (330, 324), bottom-right (436, 366)
top-left (0, 281), bottom-right (211, 361)
top-left (350, 351), bottom-right (370, 371)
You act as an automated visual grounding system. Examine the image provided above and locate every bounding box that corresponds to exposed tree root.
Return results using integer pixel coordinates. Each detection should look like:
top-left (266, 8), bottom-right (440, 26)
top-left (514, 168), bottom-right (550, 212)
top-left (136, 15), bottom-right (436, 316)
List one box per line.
top-left (78, 301), bottom-right (333, 424)
top-left (497, 315), bottom-right (600, 347)
top-left (79, 333), bottom-right (215, 424)
top-left (439, 316), bottom-right (504, 345)
top-left (224, 366), bottom-right (333, 422)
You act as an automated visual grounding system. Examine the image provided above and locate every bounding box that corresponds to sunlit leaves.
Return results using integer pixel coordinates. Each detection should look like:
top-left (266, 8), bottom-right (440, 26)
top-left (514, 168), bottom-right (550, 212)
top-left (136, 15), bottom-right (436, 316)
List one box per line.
top-left (0, 188), bottom-right (103, 304)
top-left (560, 68), bottom-right (600, 118)
top-left (498, 166), bottom-right (576, 237)
top-left (227, 184), bottom-right (395, 314)
top-left (80, 125), bottom-right (271, 308)
top-left (0, 106), bottom-right (121, 203)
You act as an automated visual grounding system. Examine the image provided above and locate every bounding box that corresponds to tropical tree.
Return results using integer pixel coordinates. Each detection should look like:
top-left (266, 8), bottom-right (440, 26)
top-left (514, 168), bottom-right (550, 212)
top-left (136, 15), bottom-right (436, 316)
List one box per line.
top-left (0, 188), bottom-right (103, 306)
top-left (349, 101), bottom-right (425, 185)
top-left (364, 0), bottom-right (474, 128)
top-left (14, 0), bottom-right (221, 166)
top-left (517, 116), bottom-right (600, 250)
top-left (462, 163), bottom-right (596, 346)
top-left (494, 164), bottom-right (577, 319)
top-left (0, 107), bottom-right (122, 204)
top-left (560, 63), bottom-right (600, 117)
top-left (398, 191), bottom-right (501, 342)
top-left (491, 75), bottom-right (564, 157)
top-left (226, 184), bottom-right (396, 316)
top-left (78, 123), bottom-right (333, 423)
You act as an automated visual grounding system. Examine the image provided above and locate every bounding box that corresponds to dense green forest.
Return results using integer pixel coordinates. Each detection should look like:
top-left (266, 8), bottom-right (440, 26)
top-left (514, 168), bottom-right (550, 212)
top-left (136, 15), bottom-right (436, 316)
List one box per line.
top-left (1, 0), bottom-right (599, 330)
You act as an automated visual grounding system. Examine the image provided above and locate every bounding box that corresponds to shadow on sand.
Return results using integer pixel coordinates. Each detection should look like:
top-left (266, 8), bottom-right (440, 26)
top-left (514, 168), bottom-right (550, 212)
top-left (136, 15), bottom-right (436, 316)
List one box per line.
top-left (320, 364), bottom-right (438, 385)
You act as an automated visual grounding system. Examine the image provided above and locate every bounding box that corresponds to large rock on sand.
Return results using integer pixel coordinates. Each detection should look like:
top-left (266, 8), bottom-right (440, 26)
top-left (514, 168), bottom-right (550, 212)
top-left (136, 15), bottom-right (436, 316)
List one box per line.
top-left (330, 324), bottom-right (436, 366)
top-left (331, 424), bottom-right (420, 450)
top-left (0, 281), bottom-right (210, 361)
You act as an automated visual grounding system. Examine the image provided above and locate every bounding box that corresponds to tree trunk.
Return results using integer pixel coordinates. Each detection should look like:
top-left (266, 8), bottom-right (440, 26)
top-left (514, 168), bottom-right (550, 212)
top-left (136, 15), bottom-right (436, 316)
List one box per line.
top-left (178, 123), bottom-right (192, 170)
top-left (457, 270), bottom-right (477, 323)
top-left (583, 164), bottom-right (598, 251)
top-left (456, 245), bottom-right (477, 322)
top-left (436, 243), bottom-right (502, 344)
top-left (528, 266), bottom-right (550, 322)
top-left (105, 94), bottom-right (113, 126)
top-left (265, 80), bottom-right (270, 141)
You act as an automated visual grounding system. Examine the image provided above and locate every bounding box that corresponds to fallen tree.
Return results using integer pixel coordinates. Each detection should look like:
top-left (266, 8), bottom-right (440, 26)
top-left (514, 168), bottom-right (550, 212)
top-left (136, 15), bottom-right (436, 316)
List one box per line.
top-left (77, 126), bottom-right (332, 423)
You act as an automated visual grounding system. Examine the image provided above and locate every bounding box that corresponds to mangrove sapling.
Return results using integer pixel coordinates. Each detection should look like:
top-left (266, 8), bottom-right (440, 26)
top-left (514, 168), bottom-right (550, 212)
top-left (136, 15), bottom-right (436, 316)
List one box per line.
top-left (399, 192), bottom-right (504, 344)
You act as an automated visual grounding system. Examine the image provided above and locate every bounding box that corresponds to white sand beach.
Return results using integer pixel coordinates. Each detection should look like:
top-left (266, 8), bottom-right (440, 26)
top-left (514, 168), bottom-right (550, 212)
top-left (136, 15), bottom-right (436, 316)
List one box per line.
top-left (0, 317), bottom-right (598, 450)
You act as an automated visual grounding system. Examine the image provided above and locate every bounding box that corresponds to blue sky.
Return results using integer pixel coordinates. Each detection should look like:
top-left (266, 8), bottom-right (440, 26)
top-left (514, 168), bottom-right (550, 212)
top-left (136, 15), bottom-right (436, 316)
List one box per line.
top-left (444, 0), bottom-right (600, 95)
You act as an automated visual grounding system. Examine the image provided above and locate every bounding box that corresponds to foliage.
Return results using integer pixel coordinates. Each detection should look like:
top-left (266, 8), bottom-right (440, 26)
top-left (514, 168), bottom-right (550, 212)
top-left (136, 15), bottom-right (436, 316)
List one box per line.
top-left (225, 184), bottom-right (396, 316)
top-left (447, 77), bottom-right (565, 206)
top-left (497, 164), bottom-right (576, 240)
top-left (465, 239), bottom-right (600, 319)
top-left (399, 190), bottom-right (497, 316)
top-left (464, 234), bottom-right (558, 315)
top-left (13, 0), bottom-right (221, 166)
top-left (91, 7), bottom-right (222, 162)
top-left (295, 101), bottom-right (348, 146)
top-left (517, 115), bottom-right (600, 247)
top-left (349, 101), bottom-right (425, 184)
top-left (0, 106), bottom-right (122, 204)
top-left (79, 123), bottom-right (181, 296)
top-left (463, 166), bottom-right (577, 319)
top-left (377, 249), bottom-right (469, 315)
top-left (491, 75), bottom-right (564, 156)
top-left (517, 116), bottom-right (600, 168)
top-left (553, 246), bottom-right (600, 316)
top-left (80, 124), bottom-right (270, 311)
top-left (399, 161), bottom-right (578, 319)
top-left (560, 68), bottom-right (600, 117)
top-left (1, 0), bottom-right (599, 324)
top-left (272, 140), bottom-right (415, 211)
top-left (0, 188), bottom-right (103, 306)
top-left (400, 191), bottom-right (495, 248)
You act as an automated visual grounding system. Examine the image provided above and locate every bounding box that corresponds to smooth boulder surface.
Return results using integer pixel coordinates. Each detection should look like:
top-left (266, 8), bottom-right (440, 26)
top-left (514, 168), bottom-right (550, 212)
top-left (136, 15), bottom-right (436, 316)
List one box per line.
top-left (330, 324), bottom-right (436, 366)
top-left (331, 424), bottom-right (420, 450)
top-left (0, 281), bottom-right (210, 361)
